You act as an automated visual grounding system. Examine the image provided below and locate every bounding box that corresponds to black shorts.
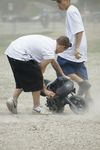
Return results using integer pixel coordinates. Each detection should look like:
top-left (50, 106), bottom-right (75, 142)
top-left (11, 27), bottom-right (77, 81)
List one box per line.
top-left (7, 56), bottom-right (43, 92)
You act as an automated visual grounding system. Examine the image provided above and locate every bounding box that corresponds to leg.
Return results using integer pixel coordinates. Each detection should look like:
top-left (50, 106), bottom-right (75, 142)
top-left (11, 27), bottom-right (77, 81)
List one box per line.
top-left (69, 74), bottom-right (92, 103)
top-left (6, 88), bottom-right (23, 114)
top-left (68, 73), bottom-right (83, 83)
top-left (12, 88), bottom-right (23, 101)
top-left (76, 64), bottom-right (92, 99)
top-left (84, 85), bottom-right (93, 103)
top-left (57, 57), bottom-right (92, 101)
top-left (67, 73), bottom-right (91, 97)
top-left (32, 91), bottom-right (40, 108)
top-left (32, 91), bottom-right (52, 114)
top-left (6, 57), bottom-right (24, 113)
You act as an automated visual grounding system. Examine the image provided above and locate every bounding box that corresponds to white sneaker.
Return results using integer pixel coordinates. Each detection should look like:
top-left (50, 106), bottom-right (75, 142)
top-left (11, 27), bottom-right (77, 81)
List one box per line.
top-left (6, 98), bottom-right (17, 114)
top-left (32, 106), bottom-right (52, 115)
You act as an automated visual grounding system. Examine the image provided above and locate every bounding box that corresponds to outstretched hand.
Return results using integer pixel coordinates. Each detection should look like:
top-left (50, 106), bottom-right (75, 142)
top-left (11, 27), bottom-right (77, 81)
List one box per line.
top-left (44, 88), bottom-right (55, 98)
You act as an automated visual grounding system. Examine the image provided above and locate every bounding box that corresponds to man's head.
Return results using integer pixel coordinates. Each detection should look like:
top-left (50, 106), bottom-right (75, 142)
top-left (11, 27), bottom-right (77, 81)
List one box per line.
top-left (52, 0), bottom-right (70, 10)
top-left (56, 36), bottom-right (72, 53)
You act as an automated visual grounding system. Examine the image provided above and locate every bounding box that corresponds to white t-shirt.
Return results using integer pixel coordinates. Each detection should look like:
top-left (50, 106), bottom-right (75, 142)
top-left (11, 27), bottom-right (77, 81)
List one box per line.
top-left (58, 5), bottom-right (87, 62)
top-left (5, 35), bottom-right (56, 62)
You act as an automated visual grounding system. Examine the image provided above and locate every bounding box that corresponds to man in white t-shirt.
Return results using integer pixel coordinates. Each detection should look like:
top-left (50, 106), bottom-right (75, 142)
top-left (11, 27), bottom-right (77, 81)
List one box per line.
top-left (52, 0), bottom-right (92, 103)
top-left (5, 34), bottom-right (72, 114)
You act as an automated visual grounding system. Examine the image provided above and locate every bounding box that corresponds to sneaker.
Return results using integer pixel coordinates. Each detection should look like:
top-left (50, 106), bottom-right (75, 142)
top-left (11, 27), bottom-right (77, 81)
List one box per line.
top-left (6, 98), bottom-right (17, 114)
top-left (32, 106), bottom-right (52, 115)
top-left (78, 81), bottom-right (91, 96)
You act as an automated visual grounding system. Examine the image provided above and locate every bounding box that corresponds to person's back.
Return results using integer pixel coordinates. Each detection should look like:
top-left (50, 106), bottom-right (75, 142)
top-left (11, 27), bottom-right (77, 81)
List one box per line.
top-left (5, 35), bottom-right (56, 62)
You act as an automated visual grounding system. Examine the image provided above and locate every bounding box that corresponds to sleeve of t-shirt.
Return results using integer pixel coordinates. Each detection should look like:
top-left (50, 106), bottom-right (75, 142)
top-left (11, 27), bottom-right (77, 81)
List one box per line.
top-left (42, 49), bottom-right (55, 60)
top-left (67, 9), bottom-right (84, 34)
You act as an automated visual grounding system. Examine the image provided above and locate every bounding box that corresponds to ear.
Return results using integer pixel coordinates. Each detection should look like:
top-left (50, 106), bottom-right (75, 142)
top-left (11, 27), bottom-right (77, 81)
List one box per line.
top-left (55, 44), bottom-right (60, 54)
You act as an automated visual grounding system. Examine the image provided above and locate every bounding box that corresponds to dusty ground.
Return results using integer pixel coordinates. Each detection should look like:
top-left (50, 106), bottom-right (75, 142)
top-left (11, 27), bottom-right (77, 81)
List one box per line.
top-left (0, 52), bottom-right (100, 150)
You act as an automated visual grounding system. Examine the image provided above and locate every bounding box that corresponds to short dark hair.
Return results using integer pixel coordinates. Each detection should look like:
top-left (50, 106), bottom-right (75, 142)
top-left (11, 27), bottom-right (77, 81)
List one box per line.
top-left (56, 36), bottom-right (72, 49)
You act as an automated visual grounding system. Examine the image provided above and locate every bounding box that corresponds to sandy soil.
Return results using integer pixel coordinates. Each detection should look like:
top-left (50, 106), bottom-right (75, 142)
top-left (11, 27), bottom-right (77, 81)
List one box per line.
top-left (0, 53), bottom-right (100, 150)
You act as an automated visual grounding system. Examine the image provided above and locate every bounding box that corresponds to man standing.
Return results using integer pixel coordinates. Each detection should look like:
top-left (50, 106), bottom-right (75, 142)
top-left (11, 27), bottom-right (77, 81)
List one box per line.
top-left (52, 0), bottom-right (92, 102)
top-left (5, 34), bottom-right (71, 114)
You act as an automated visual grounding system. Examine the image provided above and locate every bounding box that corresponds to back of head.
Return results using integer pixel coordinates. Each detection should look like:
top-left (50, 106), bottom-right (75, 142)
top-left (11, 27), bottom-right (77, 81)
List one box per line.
top-left (56, 36), bottom-right (72, 49)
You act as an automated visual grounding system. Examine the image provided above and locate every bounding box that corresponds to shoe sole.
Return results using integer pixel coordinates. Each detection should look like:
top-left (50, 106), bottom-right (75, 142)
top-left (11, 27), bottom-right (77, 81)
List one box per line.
top-left (6, 101), bottom-right (17, 114)
top-left (32, 110), bottom-right (52, 115)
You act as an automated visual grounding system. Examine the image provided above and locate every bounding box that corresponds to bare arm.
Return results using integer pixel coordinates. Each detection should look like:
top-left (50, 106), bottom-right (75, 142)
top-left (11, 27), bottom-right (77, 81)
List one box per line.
top-left (39, 59), bottom-right (70, 97)
top-left (75, 31), bottom-right (83, 59)
top-left (51, 59), bottom-right (70, 79)
top-left (75, 31), bottom-right (83, 49)
top-left (39, 59), bottom-right (55, 97)
top-left (39, 59), bottom-right (52, 73)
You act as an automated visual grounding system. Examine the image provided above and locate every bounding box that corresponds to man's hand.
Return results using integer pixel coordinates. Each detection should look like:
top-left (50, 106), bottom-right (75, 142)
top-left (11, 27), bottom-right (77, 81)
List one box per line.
top-left (75, 49), bottom-right (81, 59)
top-left (44, 88), bottom-right (55, 97)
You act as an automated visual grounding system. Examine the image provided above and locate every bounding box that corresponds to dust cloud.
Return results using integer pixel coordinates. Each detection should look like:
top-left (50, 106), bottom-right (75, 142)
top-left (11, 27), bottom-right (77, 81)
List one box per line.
top-left (0, 1), bottom-right (100, 150)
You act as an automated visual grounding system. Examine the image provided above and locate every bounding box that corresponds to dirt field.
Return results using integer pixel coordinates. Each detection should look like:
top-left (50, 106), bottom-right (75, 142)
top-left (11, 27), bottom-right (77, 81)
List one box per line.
top-left (0, 52), bottom-right (100, 150)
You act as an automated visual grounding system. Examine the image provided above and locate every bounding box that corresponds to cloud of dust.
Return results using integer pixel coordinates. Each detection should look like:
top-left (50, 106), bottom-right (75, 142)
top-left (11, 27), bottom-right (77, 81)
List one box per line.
top-left (83, 92), bottom-right (100, 120)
